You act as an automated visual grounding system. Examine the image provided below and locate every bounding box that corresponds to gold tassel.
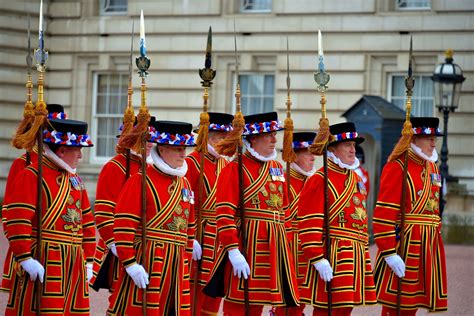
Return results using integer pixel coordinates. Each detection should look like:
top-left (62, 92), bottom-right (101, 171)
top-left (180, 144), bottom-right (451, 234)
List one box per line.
top-left (12, 100), bottom-right (35, 149)
top-left (196, 112), bottom-right (210, 154)
top-left (15, 100), bottom-right (47, 152)
top-left (12, 76), bottom-right (35, 149)
top-left (309, 117), bottom-right (332, 156)
top-left (215, 111), bottom-right (244, 157)
top-left (118, 107), bottom-right (150, 153)
top-left (388, 120), bottom-right (414, 162)
top-left (116, 105), bottom-right (136, 154)
top-left (282, 117), bottom-right (296, 163)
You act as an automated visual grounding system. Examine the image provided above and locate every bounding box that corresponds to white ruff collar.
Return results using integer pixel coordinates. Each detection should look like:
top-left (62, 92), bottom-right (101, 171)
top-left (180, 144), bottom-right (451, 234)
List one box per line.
top-left (290, 162), bottom-right (316, 177)
top-left (151, 146), bottom-right (187, 177)
top-left (208, 143), bottom-right (221, 159)
top-left (410, 143), bottom-right (438, 163)
top-left (44, 145), bottom-right (77, 174)
top-left (243, 139), bottom-right (277, 162)
top-left (327, 151), bottom-right (360, 170)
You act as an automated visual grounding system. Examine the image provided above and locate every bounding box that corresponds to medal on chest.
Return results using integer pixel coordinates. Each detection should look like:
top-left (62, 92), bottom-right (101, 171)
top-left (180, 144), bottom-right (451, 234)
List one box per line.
top-left (182, 188), bottom-right (195, 204)
top-left (431, 173), bottom-right (442, 187)
top-left (357, 181), bottom-right (367, 196)
top-left (69, 175), bottom-right (85, 191)
top-left (269, 167), bottom-right (285, 182)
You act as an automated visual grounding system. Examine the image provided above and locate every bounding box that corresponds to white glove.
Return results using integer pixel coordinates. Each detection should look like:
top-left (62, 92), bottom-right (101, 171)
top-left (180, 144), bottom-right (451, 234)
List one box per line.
top-left (108, 243), bottom-right (118, 257)
top-left (20, 258), bottom-right (45, 283)
top-left (228, 248), bottom-right (251, 279)
top-left (86, 263), bottom-right (93, 282)
top-left (125, 263), bottom-right (149, 289)
top-left (314, 259), bottom-right (333, 282)
top-left (192, 239), bottom-right (202, 261)
top-left (384, 254), bottom-right (405, 278)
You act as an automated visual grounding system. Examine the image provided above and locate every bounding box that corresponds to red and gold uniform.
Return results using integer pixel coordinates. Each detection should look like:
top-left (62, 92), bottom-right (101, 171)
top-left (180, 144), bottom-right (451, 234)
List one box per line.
top-left (186, 150), bottom-right (228, 314)
top-left (287, 168), bottom-right (310, 289)
top-left (107, 164), bottom-right (196, 315)
top-left (3, 156), bottom-right (96, 315)
top-left (204, 151), bottom-right (300, 309)
top-left (1, 151), bottom-right (38, 292)
top-left (298, 158), bottom-right (377, 310)
top-left (373, 148), bottom-right (447, 312)
top-left (90, 153), bottom-right (142, 290)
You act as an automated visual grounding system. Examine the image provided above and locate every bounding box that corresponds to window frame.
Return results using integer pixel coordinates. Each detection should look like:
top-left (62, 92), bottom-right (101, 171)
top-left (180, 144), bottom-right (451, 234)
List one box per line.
top-left (395, 0), bottom-right (431, 11)
top-left (231, 72), bottom-right (276, 115)
top-left (99, 0), bottom-right (128, 16)
top-left (239, 0), bottom-right (272, 13)
top-left (91, 72), bottom-right (128, 164)
top-left (387, 73), bottom-right (434, 117)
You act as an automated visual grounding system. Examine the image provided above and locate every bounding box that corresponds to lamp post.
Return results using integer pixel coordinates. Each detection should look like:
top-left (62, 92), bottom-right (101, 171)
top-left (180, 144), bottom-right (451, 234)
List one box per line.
top-left (431, 49), bottom-right (465, 183)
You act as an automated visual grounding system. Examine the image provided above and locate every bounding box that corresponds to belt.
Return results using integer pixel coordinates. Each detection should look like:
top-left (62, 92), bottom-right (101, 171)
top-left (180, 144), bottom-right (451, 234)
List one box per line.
top-left (243, 209), bottom-right (285, 224)
top-left (398, 213), bottom-right (440, 227)
top-left (201, 209), bottom-right (215, 221)
top-left (136, 228), bottom-right (188, 247)
top-left (329, 227), bottom-right (369, 244)
top-left (41, 229), bottom-right (83, 245)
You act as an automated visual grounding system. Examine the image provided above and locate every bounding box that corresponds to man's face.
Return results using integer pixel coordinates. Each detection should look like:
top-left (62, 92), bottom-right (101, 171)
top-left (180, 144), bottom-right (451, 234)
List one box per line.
top-left (295, 149), bottom-right (316, 172)
top-left (158, 145), bottom-right (187, 168)
top-left (330, 141), bottom-right (356, 165)
top-left (413, 135), bottom-right (437, 156)
top-left (249, 132), bottom-right (277, 157)
top-left (208, 131), bottom-right (229, 148)
top-left (57, 146), bottom-right (83, 169)
top-left (145, 142), bottom-right (154, 157)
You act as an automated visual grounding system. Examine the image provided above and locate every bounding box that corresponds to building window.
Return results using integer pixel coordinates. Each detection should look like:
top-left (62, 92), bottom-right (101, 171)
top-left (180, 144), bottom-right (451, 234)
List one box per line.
top-left (233, 74), bottom-right (275, 115)
top-left (396, 0), bottom-right (430, 10)
top-left (100, 0), bottom-right (127, 15)
top-left (240, 0), bottom-right (272, 13)
top-left (92, 73), bottom-right (128, 160)
top-left (389, 75), bottom-right (433, 117)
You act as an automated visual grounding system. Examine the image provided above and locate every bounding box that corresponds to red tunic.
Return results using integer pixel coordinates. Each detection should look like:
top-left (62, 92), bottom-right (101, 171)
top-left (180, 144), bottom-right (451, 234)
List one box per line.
top-left (298, 159), bottom-right (377, 308)
top-left (205, 152), bottom-right (299, 306)
top-left (286, 168), bottom-right (310, 289)
top-left (107, 165), bottom-right (196, 315)
top-left (90, 153), bottom-right (142, 289)
top-left (1, 151), bottom-right (38, 292)
top-left (3, 156), bottom-right (96, 315)
top-left (373, 149), bottom-right (447, 312)
top-left (185, 150), bottom-right (228, 286)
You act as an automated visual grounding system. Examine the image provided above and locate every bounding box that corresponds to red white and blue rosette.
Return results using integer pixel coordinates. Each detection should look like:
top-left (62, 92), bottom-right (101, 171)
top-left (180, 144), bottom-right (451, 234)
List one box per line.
top-left (43, 129), bottom-right (93, 147)
top-left (243, 120), bottom-right (283, 136)
top-left (148, 127), bottom-right (196, 146)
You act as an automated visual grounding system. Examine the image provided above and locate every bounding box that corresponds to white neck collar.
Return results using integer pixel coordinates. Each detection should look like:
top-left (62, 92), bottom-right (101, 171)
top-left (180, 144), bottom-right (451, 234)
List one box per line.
top-left (151, 146), bottom-right (187, 177)
top-left (44, 145), bottom-right (77, 174)
top-left (410, 143), bottom-right (438, 163)
top-left (243, 139), bottom-right (277, 162)
top-left (327, 151), bottom-right (360, 170)
top-left (290, 162), bottom-right (316, 177)
top-left (207, 143), bottom-right (221, 159)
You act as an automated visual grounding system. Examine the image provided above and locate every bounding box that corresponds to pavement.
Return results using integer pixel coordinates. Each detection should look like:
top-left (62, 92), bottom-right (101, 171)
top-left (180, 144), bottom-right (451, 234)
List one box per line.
top-left (1, 226), bottom-right (473, 315)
